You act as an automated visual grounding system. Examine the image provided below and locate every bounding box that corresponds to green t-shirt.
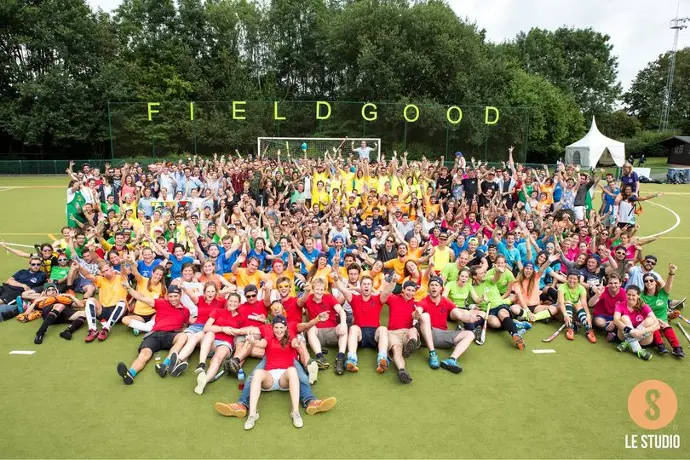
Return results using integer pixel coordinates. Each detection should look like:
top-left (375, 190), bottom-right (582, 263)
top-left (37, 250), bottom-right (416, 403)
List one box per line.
top-left (641, 290), bottom-right (669, 322)
top-left (50, 266), bottom-right (70, 281)
top-left (446, 282), bottom-right (475, 308)
top-left (559, 283), bottom-right (586, 304)
top-left (486, 268), bottom-right (515, 295)
top-left (474, 281), bottom-right (508, 309)
top-left (441, 263), bottom-right (460, 283)
top-left (101, 203), bottom-right (120, 214)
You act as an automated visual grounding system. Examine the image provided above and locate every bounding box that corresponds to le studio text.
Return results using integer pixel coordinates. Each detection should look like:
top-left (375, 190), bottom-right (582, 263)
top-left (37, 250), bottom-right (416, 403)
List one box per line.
top-left (145, 101), bottom-right (502, 125)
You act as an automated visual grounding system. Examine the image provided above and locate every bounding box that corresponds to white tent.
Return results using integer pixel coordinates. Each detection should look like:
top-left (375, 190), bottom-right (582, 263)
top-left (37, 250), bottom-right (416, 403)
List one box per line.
top-left (564, 117), bottom-right (625, 167)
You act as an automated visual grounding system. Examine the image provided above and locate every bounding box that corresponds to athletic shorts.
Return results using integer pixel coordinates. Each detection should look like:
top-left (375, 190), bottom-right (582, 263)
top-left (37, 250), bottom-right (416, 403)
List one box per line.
top-left (234, 333), bottom-right (261, 346)
top-left (387, 329), bottom-right (410, 349)
top-left (359, 327), bottom-right (378, 349)
top-left (139, 331), bottom-right (178, 353)
top-left (488, 304), bottom-right (510, 317)
top-left (43, 306), bottom-right (80, 322)
top-left (316, 327), bottom-right (339, 347)
top-left (527, 305), bottom-right (539, 313)
top-left (213, 339), bottom-right (233, 350)
top-left (431, 328), bottom-right (460, 349)
top-left (184, 323), bottom-right (204, 334)
top-left (594, 314), bottom-right (614, 322)
top-left (98, 305), bottom-right (120, 321)
top-left (263, 369), bottom-right (289, 392)
top-left (74, 276), bottom-right (93, 293)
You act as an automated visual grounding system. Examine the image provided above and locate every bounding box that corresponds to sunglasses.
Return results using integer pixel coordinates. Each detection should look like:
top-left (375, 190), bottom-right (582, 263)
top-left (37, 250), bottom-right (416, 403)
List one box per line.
top-left (277, 284), bottom-right (290, 289)
top-left (30, 263), bottom-right (42, 267)
top-left (645, 260), bottom-right (657, 266)
top-left (58, 258), bottom-right (68, 262)
top-left (386, 239), bottom-right (394, 243)
top-left (644, 278), bottom-right (656, 283)
top-left (245, 293), bottom-right (257, 299)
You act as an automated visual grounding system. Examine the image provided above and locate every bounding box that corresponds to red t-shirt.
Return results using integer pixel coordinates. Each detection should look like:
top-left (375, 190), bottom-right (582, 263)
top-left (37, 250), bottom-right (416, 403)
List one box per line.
top-left (210, 308), bottom-right (246, 343)
top-left (281, 296), bottom-right (303, 324)
top-left (593, 288), bottom-right (627, 317)
top-left (261, 323), bottom-right (298, 371)
top-left (419, 295), bottom-right (454, 329)
top-left (152, 298), bottom-right (190, 332)
top-left (386, 294), bottom-right (417, 331)
top-left (238, 301), bottom-right (268, 328)
top-left (304, 293), bottom-right (339, 328)
top-left (350, 294), bottom-right (383, 328)
top-left (195, 297), bottom-right (225, 325)
top-left (615, 302), bottom-right (653, 328)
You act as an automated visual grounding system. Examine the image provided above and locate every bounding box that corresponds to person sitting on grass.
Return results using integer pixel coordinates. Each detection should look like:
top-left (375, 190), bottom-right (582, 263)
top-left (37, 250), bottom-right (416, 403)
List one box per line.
top-left (557, 269), bottom-right (596, 343)
top-left (332, 273), bottom-right (389, 374)
top-left (0, 256), bottom-right (47, 321)
top-left (614, 285), bottom-right (660, 361)
top-left (116, 284), bottom-right (190, 384)
top-left (380, 275), bottom-right (422, 384)
top-left (418, 276), bottom-right (475, 374)
top-left (589, 273), bottom-right (627, 342)
top-left (297, 277), bottom-right (348, 375)
top-left (75, 261), bottom-right (128, 343)
top-left (224, 284), bottom-right (268, 376)
top-left (241, 314), bottom-right (305, 431)
top-left (121, 265), bottom-right (166, 335)
top-left (22, 283), bottom-right (86, 344)
top-left (193, 292), bottom-right (247, 395)
top-left (641, 265), bottom-right (684, 358)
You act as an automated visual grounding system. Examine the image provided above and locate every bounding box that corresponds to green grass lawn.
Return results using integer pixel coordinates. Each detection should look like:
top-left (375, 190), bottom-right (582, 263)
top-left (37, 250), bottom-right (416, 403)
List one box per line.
top-left (0, 176), bottom-right (689, 459)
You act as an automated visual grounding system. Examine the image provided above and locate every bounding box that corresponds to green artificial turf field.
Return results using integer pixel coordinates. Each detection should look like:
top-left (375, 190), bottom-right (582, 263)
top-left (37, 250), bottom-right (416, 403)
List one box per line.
top-left (0, 175), bottom-right (688, 459)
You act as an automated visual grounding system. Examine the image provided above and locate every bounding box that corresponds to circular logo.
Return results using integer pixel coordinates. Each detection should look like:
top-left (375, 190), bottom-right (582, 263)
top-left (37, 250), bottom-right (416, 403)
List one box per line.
top-left (628, 380), bottom-right (677, 430)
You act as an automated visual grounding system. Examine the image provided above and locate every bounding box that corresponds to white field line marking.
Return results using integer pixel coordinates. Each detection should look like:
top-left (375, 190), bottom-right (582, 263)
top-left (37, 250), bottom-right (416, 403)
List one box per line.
top-left (9, 350), bottom-right (35, 355)
top-left (644, 201), bottom-right (681, 238)
top-left (2, 242), bottom-right (36, 248)
top-left (532, 349), bottom-right (556, 354)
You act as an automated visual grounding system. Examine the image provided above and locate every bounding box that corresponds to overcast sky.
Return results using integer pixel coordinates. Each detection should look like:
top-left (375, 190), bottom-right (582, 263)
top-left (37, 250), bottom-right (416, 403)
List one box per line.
top-left (88, 0), bottom-right (689, 90)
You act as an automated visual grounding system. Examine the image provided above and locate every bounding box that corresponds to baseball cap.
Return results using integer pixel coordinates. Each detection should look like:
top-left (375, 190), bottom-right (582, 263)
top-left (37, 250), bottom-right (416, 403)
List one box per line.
top-left (244, 284), bottom-right (258, 294)
top-left (272, 314), bottom-right (288, 326)
top-left (428, 276), bottom-right (443, 286)
top-left (43, 282), bottom-right (57, 291)
top-left (168, 285), bottom-right (182, 294)
top-left (402, 280), bottom-right (418, 290)
top-left (272, 258), bottom-right (284, 268)
top-left (153, 226), bottom-right (164, 233)
top-left (643, 255), bottom-right (658, 262)
top-left (333, 235), bottom-right (344, 243)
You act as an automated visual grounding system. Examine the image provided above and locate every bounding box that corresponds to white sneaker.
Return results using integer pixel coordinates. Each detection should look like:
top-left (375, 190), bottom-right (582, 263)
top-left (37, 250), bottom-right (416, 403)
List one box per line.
top-left (307, 360), bottom-right (319, 385)
top-left (244, 413), bottom-right (259, 430)
top-left (291, 411), bottom-right (303, 428)
top-left (194, 372), bottom-right (207, 395)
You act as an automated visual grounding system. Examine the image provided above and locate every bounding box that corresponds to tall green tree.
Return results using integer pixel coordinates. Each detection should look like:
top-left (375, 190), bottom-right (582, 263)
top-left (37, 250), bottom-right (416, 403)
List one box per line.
top-left (624, 48), bottom-right (690, 132)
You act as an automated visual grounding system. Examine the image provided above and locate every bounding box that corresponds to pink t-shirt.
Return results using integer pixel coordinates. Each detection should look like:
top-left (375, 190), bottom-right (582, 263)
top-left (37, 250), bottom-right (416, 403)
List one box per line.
top-left (594, 288), bottom-right (627, 317)
top-left (615, 301), bottom-right (652, 328)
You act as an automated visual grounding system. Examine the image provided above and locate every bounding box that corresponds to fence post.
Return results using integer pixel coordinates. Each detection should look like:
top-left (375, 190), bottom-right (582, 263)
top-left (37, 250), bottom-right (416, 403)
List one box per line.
top-left (19, 160), bottom-right (23, 175)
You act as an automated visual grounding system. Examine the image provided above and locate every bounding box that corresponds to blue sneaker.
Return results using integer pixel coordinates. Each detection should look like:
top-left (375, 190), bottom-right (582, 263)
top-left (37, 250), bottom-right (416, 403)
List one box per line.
top-left (514, 321), bottom-right (532, 330)
top-left (440, 358), bottom-right (463, 374)
top-left (16, 296), bottom-right (24, 313)
top-left (428, 351), bottom-right (440, 369)
top-left (345, 358), bottom-right (359, 372)
top-left (132, 328), bottom-right (140, 336)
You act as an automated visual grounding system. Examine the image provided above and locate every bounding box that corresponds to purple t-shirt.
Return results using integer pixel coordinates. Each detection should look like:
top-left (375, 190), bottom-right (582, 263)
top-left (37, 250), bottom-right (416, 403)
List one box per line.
top-left (621, 172), bottom-right (639, 191)
top-left (615, 301), bottom-right (652, 328)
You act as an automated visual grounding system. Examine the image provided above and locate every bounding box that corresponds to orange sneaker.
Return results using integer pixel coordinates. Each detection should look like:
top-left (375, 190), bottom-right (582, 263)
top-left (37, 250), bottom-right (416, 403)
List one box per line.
top-left (16, 314), bottom-right (28, 323)
top-left (28, 310), bottom-right (42, 321)
top-left (306, 397), bottom-right (337, 415)
top-left (586, 330), bottom-right (597, 343)
top-left (512, 334), bottom-right (525, 350)
top-left (566, 328), bottom-right (575, 340)
top-left (376, 357), bottom-right (389, 374)
top-left (214, 402), bottom-right (247, 418)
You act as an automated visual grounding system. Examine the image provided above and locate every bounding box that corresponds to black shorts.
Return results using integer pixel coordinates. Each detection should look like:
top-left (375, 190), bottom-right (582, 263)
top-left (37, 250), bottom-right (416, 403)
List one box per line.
top-left (136, 313), bottom-right (155, 323)
top-left (488, 304), bottom-right (510, 317)
top-left (359, 327), bottom-right (378, 349)
top-left (139, 331), bottom-right (179, 353)
top-left (43, 306), bottom-right (80, 322)
top-left (527, 305), bottom-right (539, 313)
top-left (98, 305), bottom-right (124, 321)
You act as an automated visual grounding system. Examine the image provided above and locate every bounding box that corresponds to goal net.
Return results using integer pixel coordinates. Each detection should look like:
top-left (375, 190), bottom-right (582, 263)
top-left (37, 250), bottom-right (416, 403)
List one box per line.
top-left (257, 137), bottom-right (382, 160)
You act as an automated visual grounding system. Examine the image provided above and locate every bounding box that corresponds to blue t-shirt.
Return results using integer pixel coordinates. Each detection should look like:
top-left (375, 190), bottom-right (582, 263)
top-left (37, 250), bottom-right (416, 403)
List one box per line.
top-left (553, 183), bottom-right (563, 202)
top-left (13, 269), bottom-right (47, 288)
top-left (247, 249), bottom-right (268, 271)
top-left (137, 259), bottom-right (162, 278)
top-left (497, 241), bottom-right (521, 270)
top-left (300, 248), bottom-right (320, 275)
top-left (169, 255), bottom-right (194, 279)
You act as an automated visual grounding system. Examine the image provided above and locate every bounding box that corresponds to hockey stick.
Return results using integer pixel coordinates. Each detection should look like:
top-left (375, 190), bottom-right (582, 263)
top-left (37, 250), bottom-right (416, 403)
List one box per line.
top-left (475, 303), bottom-right (490, 346)
top-left (678, 323), bottom-right (690, 344)
top-left (542, 324), bottom-right (566, 343)
top-left (676, 314), bottom-right (690, 327)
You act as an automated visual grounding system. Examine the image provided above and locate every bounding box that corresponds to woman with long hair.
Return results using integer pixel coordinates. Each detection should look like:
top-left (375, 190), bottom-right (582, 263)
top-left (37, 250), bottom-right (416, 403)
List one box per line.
top-left (122, 264), bottom-right (167, 335)
top-left (512, 254), bottom-right (560, 323)
top-left (614, 285), bottom-right (660, 361)
top-left (196, 259), bottom-right (235, 296)
top-left (641, 264), bottom-right (684, 358)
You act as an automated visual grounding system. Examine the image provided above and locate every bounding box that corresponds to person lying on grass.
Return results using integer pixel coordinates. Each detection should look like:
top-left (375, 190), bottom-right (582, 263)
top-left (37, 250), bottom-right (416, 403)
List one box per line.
top-left (116, 284), bottom-right (190, 384)
top-left (24, 283), bottom-right (86, 345)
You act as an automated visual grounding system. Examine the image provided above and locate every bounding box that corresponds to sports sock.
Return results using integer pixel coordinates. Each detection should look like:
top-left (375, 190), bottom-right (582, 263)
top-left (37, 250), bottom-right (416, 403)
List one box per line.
top-left (315, 352), bottom-right (324, 360)
top-left (663, 326), bottom-right (680, 348)
top-left (605, 321), bottom-right (615, 332)
top-left (85, 299), bottom-right (97, 330)
top-left (565, 305), bottom-right (574, 328)
top-left (429, 350), bottom-right (437, 356)
top-left (127, 319), bottom-right (151, 331)
top-left (36, 310), bottom-right (59, 335)
top-left (533, 310), bottom-right (551, 321)
top-left (337, 352), bottom-right (345, 359)
top-left (347, 352), bottom-right (357, 361)
top-left (294, 279), bottom-right (306, 290)
top-left (67, 317), bottom-right (86, 333)
top-left (653, 329), bottom-right (664, 346)
top-left (163, 357), bottom-right (171, 366)
top-left (105, 301), bottom-right (126, 330)
top-left (129, 368), bottom-right (137, 377)
top-left (501, 316), bottom-right (518, 335)
top-left (576, 309), bottom-right (590, 331)
top-left (629, 340), bottom-right (642, 353)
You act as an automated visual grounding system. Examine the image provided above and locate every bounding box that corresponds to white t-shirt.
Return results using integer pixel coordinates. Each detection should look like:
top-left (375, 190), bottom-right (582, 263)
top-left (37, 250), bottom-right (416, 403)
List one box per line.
top-left (354, 147), bottom-right (373, 160)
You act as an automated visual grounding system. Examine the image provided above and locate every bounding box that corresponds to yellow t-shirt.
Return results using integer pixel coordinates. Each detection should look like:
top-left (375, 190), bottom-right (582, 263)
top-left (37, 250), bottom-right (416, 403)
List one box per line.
top-left (384, 257), bottom-right (409, 278)
top-left (432, 246), bottom-right (452, 273)
top-left (265, 268), bottom-right (296, 295)
top-left (311, 189), bottom-right (330, 210)
top-left (95, 274), bottom-right (128, 307)
top-left (133, 277), bottom-right (163, 316)
top-left (234, 268), bottom-right (266, 289)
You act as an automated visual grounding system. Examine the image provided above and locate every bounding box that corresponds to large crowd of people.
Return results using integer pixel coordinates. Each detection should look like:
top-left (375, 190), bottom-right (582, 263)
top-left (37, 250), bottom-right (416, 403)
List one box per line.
top-left (0, 143), bottom-right (685, 431)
